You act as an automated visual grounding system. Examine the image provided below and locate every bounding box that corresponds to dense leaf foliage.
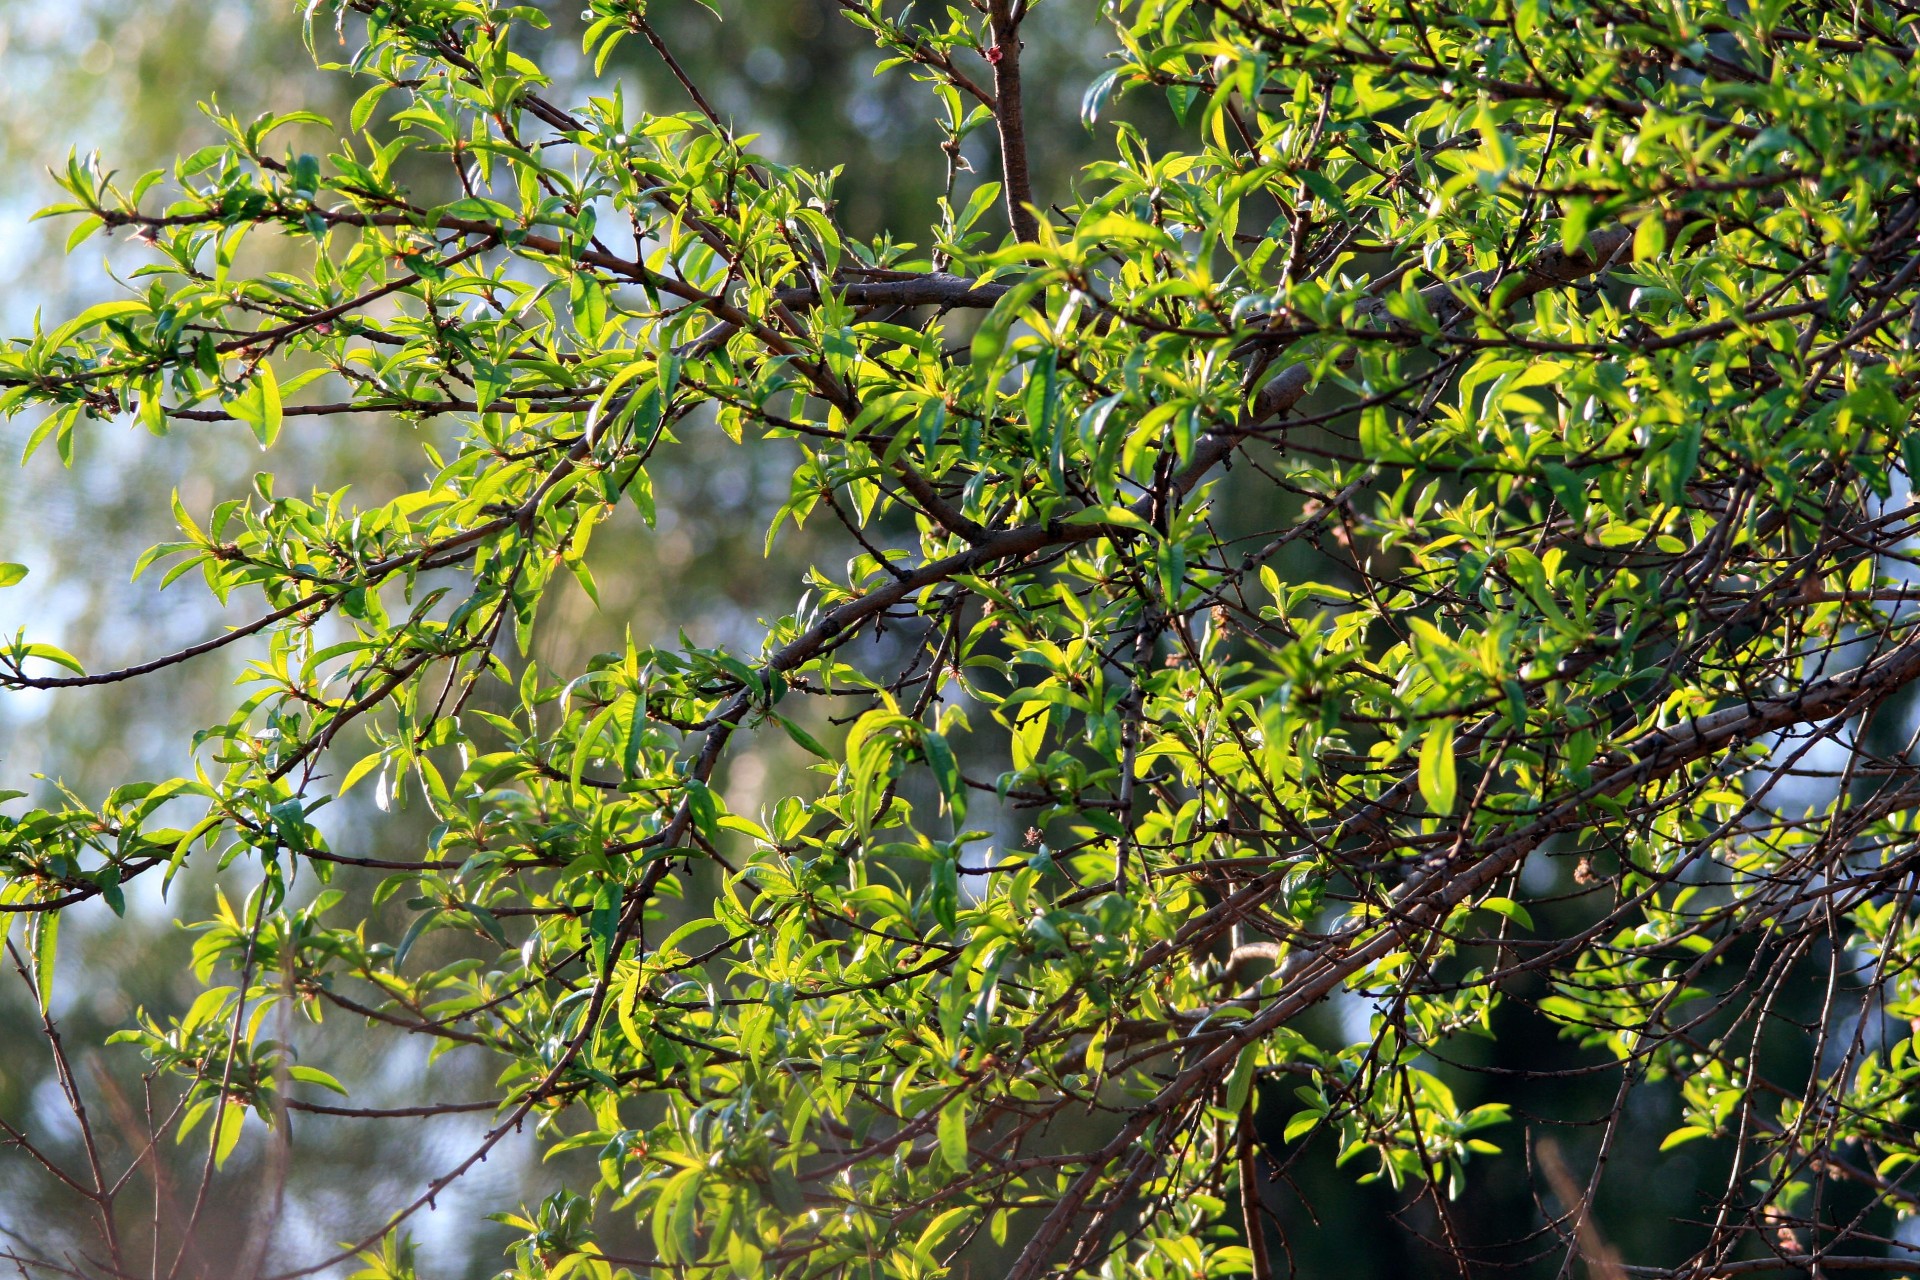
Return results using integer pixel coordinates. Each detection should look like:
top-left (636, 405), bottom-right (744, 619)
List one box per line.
top-left (7, 0), bottom-right (1920, 1276)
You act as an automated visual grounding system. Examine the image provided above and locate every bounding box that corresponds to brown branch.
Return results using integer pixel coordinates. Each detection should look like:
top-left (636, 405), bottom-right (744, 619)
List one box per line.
top-left (776, 276), bottom-right (1010, 309)
top-left (987, 0), bottom-right (1039, 242)
top-left (1621, 1259), bottom-right (1920, 1278)
top-left (1, 590), bottom-right (328, 690)
top-left (1237, 1105), bottom-right (1275, 1280)
top-left (283, 1098), bottom-right (500, 1118)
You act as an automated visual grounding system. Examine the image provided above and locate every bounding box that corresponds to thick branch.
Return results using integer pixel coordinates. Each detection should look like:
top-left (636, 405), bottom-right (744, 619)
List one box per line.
top-left (773, 275), bottom-right (1011, 309)
top-left (987, 0), bottom-right (1040, 242)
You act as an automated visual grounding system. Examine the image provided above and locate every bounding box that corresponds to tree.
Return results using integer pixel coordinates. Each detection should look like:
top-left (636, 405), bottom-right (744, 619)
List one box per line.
top-left (5, 0), bottom-right (1920, 1276)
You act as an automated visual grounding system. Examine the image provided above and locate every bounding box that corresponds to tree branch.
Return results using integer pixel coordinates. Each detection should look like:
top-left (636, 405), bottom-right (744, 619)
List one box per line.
top-left (987, 0), bottom-right (1040, 242)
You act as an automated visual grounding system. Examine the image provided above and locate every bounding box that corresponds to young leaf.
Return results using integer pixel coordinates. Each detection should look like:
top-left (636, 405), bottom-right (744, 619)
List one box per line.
top-left (1418, 720), bottom-right (1459, 815)
top-left (938, 1097), bottom-right (969, 1173)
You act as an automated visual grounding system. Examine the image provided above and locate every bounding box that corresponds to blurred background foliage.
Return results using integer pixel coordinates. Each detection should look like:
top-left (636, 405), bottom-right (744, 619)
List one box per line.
top-left (0, 2), bottom-right (1890, 1277)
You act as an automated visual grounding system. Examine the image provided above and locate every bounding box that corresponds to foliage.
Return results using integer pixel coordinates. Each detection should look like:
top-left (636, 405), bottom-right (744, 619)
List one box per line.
top-left (5, 0), bottom-right (1920, 1277)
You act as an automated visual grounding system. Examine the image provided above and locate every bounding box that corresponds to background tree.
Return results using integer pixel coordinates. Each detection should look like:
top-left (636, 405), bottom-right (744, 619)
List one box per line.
top-left (5, 2), bottom-right (1920, 1279)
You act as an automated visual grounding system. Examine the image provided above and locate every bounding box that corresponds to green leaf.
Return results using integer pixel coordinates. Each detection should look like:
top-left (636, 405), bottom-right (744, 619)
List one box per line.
top-left (589, 879), bottom-right (621, 969)
top-left (1659, 1125), bottom-right (1713, 1151)
top-left (29, 913), bottom-right (57, 1011)
top-left (180, 985), bottom-right (233, 1034)
top-left (0, 563), bottom-right (26, 588)
top-left (1417, 720), bottom-right (1458, 815)
top-left (46, 299), bottom-right (147, 349)
top-left (1902, 430), bottom-right (1920, 488)
top-left (288, 1065), bottom-right (350, 1095)
top-left (774, 713), bottom-right (830, 760)
top-left (338, 751), bottom-right (386, 796)
top-left (1477, 897), bottom-right (1534, 930)
top-left (922, 728), bottom-right (966, 823)
top-left (64, 215), bottom-right (104, 254)
top-left (16, 644), bottom-right (85, 676)
top-left (957, 181), bottom-right (1002, 233)
top-left (684, 778), bottom-right (720, 843)
top-left (1633, 213), bottom-right (1668, 261)
top-left (1283, 1109), bottom-right (1325, 1143)
top-left (212, 1100), bottom-right (246, 1169)
top-left (350, 83), bottom-right (390, 133)
top-left (1060, 505), bottom-right (1159, 537)
top-left (651, 1167), bottom-right (705, 1263)
top-left (1225, 1040), bottom-right (1259, 1115)
top-left (938, 1096), bottom-right (969, 1173)
top-left (228, 362), bottom-right (283, 449)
